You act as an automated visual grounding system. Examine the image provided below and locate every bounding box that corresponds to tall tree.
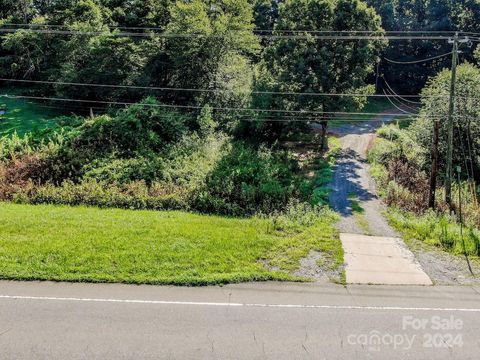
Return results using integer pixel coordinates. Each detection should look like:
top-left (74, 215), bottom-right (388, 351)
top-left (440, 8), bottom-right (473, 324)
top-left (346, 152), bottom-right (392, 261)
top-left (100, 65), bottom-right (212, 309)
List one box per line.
top-left (366, 0), bottom-right (480, 93)
top-left (165, 0), bottom-right (259, 126)
top-left (409, 63), bottom-right (480, 182)
top-left (257, 0), bottom-right (385, 147)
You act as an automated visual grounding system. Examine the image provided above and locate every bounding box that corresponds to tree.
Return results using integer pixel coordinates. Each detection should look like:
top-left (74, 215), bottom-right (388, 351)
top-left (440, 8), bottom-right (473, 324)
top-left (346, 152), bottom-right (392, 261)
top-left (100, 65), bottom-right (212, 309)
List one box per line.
top-left (165, 0), bottom-right (259, 113)
top-left (366, 0), bottom-right (480, 93)
top-left (105, 0), bottom-right (174, 28)
top-left (252, 0), bottom-right (280, 31)
top-left (257, 0), bottom-right (385, 147)
top-left (409, 63), bottom-right (480, 182)
top-left (0, 0), bottom-right (34, 22)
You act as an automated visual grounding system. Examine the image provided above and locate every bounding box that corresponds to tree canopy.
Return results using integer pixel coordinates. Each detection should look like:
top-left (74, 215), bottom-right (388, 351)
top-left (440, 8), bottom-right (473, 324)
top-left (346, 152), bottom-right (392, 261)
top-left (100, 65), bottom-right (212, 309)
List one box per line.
top-left (252, 0), bottom-right (385, 144)
top-left (366, 0), bottom-right (480, 93)
top-left (409, 63), bottom-right (480, 180)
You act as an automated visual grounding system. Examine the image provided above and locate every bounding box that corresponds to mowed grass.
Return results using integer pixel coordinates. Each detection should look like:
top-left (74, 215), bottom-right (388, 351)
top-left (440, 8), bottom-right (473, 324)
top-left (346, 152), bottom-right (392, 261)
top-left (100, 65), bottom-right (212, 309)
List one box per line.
top-left (0, 96), bottom-right (63, 136)
top-left (0, 203), bottom-right (342, 285)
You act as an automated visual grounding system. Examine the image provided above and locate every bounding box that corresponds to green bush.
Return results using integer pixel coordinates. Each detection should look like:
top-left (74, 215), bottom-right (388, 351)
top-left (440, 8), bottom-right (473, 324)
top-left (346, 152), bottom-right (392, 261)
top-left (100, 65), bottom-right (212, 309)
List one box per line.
top-left (20, 180), bottom-right (189, 211)
top-left (268, 201), bottom-right (338, 233)
top-left (377, 124), bottom-right (402, 141)
top-left (367, 137), bottom-right (397, 165)
top-left (71, 99), bottom-right (188, 158)
top-left (83, 157), bottom-right (165, 185)
top-left (196, 142), bottom-right (297, 215)
top-left (387, 209), bottom-right (480, 257)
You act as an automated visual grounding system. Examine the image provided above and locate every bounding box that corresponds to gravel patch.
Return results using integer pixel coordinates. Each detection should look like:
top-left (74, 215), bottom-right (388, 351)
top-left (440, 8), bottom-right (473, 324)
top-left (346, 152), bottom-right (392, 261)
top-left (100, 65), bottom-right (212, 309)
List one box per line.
top-left (293, 250), bottom-right (344, 284)
top-left (404, 237), bottom-right (480, 285)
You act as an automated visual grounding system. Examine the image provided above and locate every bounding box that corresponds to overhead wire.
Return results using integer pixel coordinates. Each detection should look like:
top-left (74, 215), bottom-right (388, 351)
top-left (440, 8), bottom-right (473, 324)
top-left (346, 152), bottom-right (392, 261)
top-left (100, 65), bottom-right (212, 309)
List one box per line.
top-left (383, 78), bottom-right (423, 105)
top-left (384, 51), bottom-right (454, 64)
top-left (383, 86), bottom-right (419, 112)
top-left (0, 27), bottom-right (458, 40)
top-left (2, 94), bottom-right (453, 118)
top-left (381, 88), bottom-right (418, 116)
top-left (3, 78), bottom-right (479, 100)
top-left (0, 23), bottom-right (468, 34)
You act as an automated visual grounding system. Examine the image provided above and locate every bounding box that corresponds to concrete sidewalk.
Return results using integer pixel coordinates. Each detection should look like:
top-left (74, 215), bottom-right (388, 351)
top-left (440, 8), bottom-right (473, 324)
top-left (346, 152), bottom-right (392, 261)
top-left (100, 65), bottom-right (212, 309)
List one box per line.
top-left (341, 233), bottom-right (433, 285)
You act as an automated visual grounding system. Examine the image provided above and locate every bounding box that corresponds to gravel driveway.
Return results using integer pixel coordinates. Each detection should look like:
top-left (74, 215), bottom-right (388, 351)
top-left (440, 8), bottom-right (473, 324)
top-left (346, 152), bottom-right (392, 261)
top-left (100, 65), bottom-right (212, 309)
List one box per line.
top-left (328, 114), bottom-right (400, 236)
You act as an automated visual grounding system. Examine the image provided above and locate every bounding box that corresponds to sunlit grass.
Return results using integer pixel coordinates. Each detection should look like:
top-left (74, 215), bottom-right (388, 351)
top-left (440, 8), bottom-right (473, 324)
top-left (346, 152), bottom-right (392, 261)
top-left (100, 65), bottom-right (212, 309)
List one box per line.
top-left (0, 203), bottom-right (342, 285)
top-left (0, 95), bottom-right (63, 136)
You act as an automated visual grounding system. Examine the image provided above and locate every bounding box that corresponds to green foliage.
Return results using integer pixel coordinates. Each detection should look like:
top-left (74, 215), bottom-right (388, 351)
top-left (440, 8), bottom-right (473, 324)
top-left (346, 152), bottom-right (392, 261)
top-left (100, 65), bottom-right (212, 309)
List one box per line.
top-left (388, 208), bottom-right (480, 257)
top-left (0, 132), bottom-right (34, 161)
top-left (367, 0), bottom-right (480, 93)
top-left (195, 141), bottom-right (297, 215)
top-left (252, 0), bottom-right (385, 138)
top-left (22, 179), bottom-right (189, 211)
top-left (70, 97), bottom-right (188, 158)
top-left (377, 123), bottom-right (402, 141)
top-left (409, 63), bottom-right (480, 182)
top-left (269, 201), bottom-right (338, 233)
top-left (165, 0), bottom-right (259, 106)
top-left (0, 0), bottom-right (259, 118)
top-left (82, 157), bottom-right (165, 185)
top-left (299, 136), bottom-right (341, 206)
top-left (367, 136), bottom-right (397, 164)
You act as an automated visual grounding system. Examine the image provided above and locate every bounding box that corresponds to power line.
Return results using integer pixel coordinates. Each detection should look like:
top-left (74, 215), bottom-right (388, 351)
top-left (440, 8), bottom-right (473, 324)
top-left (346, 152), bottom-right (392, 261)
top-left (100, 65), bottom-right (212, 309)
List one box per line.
top-left (0, 94), bottom-right (452, 118)
top-left (383, 87), bottom-right (419, 112)
top-left (381, 88), bottom-right (420, 116)
top-left (383, 78), bottom-right (422, 106)
top-left (384, 51), bottom-right (454, 65)
top-left (2, 78), bottom-right (476, 100)
top-left (0, 28), bottom-right (457, 40)
top-left (1, 23), bottom-right (471, 34)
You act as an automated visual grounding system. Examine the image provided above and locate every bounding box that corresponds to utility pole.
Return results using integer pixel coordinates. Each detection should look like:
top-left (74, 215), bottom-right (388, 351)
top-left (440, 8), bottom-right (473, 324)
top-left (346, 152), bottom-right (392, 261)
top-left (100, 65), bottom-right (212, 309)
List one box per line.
top-left (445, 33), bottom-right (469, 210)
top-left (429, 120), bottom-right (440, 209)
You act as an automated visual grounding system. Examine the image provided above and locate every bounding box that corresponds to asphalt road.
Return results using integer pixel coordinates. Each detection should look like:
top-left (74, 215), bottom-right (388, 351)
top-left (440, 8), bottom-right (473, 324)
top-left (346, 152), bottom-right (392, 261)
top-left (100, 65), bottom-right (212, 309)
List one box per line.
top-left (1, 281), bottom-right (480, 359)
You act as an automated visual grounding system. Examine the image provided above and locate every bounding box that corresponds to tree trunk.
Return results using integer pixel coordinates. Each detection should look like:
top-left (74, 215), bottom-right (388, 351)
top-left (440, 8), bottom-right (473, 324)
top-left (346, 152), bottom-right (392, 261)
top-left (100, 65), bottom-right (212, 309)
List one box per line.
top-left (320, 120), bottom-right (329, 151)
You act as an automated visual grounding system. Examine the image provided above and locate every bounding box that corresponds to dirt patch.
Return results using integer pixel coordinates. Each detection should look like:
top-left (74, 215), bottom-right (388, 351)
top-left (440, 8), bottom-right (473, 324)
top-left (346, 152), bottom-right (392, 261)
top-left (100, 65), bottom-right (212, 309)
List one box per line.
top-left (404, 237), bottom-right (480, 285)
top-left (294, 250), bottom-right (344, 284)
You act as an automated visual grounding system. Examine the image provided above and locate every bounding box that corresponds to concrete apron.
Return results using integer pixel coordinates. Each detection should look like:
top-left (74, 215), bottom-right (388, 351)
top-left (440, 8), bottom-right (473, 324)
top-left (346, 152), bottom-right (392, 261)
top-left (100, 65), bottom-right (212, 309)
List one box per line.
top-left (340, 233), bottom-right (433, 285)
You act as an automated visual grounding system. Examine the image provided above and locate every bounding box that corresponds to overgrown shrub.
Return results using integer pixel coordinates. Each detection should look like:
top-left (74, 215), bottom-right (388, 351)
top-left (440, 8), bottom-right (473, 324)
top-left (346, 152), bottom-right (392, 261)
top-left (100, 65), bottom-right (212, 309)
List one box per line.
top-left (377, 124), bottom-right (402, 141)
top-left (20, 180), bottom-right (189, 211)
top-left (388, 209), bottom-right (480, 257)
top-left (268, 201), bottom-right (338, 233)
top-left (195, 142), bottom-right (297, 215)
top-left (70, 99), bottom-right (188, 158)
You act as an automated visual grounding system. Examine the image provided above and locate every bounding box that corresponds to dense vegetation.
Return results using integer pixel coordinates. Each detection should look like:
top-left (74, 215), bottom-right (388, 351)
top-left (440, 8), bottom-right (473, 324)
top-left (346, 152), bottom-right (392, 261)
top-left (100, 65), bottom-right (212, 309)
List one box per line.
top-left (0, 0), bottom-right (385, 216)
top-left (368, 56), bottom-right (480, 256)
top-left (367, 0), bottom-right (480, 93)
top-left (1, 0), bottom-right (480, 262)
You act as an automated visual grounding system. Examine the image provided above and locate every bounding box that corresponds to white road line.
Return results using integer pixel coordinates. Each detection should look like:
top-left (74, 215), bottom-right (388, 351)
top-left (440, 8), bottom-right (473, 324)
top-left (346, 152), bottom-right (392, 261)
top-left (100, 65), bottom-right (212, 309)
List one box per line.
top-left (0, 295), bottom-right (480, 312)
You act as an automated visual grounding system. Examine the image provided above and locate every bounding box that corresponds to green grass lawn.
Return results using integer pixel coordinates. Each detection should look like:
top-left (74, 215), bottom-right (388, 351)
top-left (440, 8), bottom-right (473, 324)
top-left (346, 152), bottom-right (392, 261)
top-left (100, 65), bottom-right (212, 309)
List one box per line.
top-left (0, 95), bottom-right (63, 136)
top-left (0, 203), bottom-right (342, 285)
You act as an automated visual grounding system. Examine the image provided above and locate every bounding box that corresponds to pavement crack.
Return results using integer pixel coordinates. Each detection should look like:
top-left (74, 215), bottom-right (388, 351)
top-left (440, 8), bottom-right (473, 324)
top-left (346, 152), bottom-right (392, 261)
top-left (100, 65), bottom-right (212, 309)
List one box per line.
top-left (0, 328), bottom-right (12, 337)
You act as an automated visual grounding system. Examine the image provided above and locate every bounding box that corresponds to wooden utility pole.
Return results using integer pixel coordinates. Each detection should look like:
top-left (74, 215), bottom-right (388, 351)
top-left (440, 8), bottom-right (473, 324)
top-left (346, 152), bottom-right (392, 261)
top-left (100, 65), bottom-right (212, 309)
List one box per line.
top-left (445, 33), bottom-right (459, 210)
top-left (429, 120), bottom-right (440, 209)
top-left (445, 34), bottom-right (469, 210)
